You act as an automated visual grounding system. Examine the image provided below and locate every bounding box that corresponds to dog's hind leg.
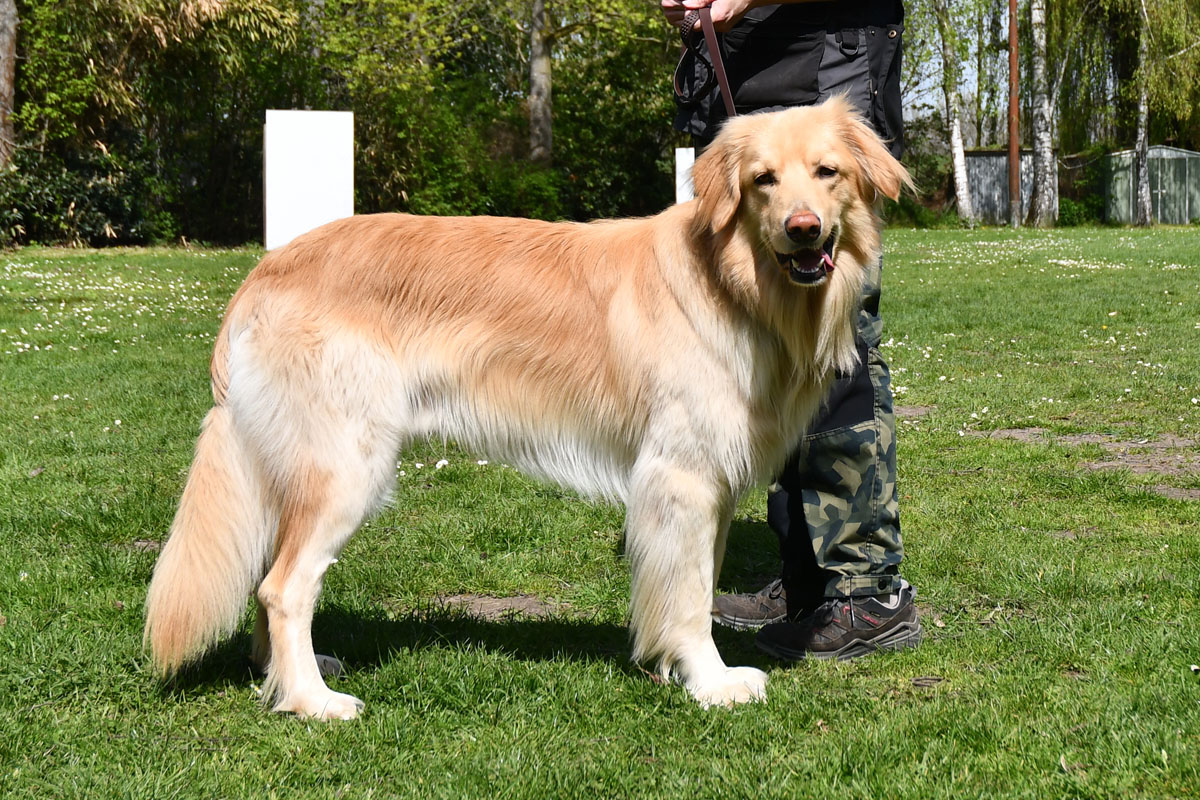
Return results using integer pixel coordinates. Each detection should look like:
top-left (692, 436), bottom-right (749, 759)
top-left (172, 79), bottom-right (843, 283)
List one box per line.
top-left (254, 437), bottom-right (394, 721)
top-left (250, 597), bottom-right (345, 681)
top-left (625, 459), bottom-right (767, 708)
top-left (252, 597), bottom-right (344, 679)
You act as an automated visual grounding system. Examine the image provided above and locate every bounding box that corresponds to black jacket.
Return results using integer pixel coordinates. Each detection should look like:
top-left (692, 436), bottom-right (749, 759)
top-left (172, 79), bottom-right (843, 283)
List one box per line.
top-left (673, 0), bottom-right (905, 157)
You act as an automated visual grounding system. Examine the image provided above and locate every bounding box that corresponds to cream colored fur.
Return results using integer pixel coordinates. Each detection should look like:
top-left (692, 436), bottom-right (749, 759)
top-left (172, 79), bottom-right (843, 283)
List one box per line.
top-left (143, 98), bottom-right (910, 719)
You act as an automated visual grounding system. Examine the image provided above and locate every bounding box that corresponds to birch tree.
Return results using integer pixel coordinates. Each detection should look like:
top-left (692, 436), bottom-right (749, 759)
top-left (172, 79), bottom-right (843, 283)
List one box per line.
top-left (933, 0), bottom-right (973, 225)
top-left (1027, 0), bottom-right (1057, 226)
top-left (1130, 0), bottom-right (1200, 225)
top-left (1133, 24), bottom-right (1152, 225)
top-left (1150, 0), bottom-right (1200, 115)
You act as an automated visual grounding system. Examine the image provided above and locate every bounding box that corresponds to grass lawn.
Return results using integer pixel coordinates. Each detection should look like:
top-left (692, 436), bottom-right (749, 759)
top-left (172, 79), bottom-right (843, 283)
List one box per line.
top-left (1, 227), bottom-right (1198, 799)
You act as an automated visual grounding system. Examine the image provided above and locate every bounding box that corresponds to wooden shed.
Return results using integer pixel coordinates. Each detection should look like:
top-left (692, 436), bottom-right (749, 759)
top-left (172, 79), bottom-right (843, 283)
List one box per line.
top-left (964, 149), bottom-right (1035, 225)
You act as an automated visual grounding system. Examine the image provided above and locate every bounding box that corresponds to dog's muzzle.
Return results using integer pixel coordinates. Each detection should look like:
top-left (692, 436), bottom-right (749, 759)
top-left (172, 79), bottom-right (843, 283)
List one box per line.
top-left (775, 233), bottom-right (836, 285)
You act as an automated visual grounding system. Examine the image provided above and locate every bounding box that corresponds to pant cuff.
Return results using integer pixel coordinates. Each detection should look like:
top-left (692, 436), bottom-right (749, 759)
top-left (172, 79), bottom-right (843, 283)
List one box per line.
top-left (824, 572), bottom-right (902, 598)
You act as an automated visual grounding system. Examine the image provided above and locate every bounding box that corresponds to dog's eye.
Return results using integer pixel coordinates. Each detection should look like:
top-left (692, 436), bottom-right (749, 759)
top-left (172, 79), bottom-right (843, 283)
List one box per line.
top-left (753, 171), bottom-right (778, 187)
top-left (817, 165), bottom-right (839, 179)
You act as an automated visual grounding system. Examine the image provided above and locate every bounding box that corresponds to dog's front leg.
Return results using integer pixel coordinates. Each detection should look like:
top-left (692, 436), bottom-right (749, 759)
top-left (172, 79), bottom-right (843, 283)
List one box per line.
top-left (625, 459), bottom-right (767, 708)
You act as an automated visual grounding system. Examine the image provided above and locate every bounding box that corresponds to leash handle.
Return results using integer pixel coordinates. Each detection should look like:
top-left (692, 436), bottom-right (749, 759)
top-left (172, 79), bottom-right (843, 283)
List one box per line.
top-left (696, 8), bottom-right (736, 117)
top-left (674, 8), bottom-right (737, 117)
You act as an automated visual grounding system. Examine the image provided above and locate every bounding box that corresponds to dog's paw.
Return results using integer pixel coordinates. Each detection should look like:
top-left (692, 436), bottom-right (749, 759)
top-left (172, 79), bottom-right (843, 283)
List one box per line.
top-left (688, 666), bottom-right (768, 709)
top-left (278, 689), bottom-right (365, 721)
top-left (315, 653), bottom-right (345, 679)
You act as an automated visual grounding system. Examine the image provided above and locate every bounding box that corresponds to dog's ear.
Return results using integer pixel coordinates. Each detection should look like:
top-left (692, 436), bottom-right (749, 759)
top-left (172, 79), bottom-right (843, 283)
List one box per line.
top-left (840, 112), bottom-right (912, 203)
top-left (690, 130), bottom-right (744, 234)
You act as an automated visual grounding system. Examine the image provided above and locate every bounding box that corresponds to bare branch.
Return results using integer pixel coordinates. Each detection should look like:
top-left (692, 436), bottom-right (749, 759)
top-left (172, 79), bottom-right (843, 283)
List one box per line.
top-left (1165, 38), bottom-right (1200, 60)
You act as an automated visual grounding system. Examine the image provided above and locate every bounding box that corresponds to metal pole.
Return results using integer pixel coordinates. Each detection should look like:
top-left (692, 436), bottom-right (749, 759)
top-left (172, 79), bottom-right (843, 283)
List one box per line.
top-left (1008, 0), bottom-right (1020, 227)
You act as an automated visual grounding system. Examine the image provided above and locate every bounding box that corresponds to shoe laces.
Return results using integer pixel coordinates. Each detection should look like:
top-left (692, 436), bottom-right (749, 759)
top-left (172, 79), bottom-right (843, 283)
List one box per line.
top-left (789, 583), bottom-right (911, 627)
top-left (800, 595), bottom-right (843, 626)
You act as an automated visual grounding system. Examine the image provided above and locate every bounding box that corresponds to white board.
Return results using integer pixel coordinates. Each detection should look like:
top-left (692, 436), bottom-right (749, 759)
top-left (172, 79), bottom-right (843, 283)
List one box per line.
top-left (675, 147), bottom-right (695, 204)
top-left (264, 110), bottom-right (354, 250)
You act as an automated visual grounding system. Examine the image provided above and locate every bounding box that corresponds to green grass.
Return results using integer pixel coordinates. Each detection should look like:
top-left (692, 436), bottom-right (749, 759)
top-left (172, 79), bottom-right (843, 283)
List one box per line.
top-left (1, 228), bottom-right (1198, 799)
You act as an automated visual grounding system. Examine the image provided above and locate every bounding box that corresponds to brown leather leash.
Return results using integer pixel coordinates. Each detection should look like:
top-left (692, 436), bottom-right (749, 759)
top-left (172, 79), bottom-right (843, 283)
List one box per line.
top-left (674, 7), bottom-right (737, 117)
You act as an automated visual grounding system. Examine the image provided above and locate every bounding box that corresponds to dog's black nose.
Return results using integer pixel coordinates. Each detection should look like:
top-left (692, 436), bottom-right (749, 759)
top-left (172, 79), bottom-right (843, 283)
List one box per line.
top-left (785, 212), bottom-right (822, 244)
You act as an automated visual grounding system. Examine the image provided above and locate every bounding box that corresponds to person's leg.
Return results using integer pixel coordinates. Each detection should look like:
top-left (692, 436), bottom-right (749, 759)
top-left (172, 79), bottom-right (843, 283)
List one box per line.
top-left (708, 17), bottom-right (917, 655)
top-left (754, 258), bottom-right (920, 660)
top-left (776, 258), bottom-right (901, 609)
top-left (712, 258), bottom-right (905, 624)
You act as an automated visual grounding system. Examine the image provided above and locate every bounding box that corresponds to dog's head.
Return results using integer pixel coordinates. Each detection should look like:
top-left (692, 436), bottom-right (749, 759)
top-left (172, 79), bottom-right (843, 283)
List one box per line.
top-left (688, 98), bottom-right (911, 377)
top-left (690, 97), bottom-right (911, 288)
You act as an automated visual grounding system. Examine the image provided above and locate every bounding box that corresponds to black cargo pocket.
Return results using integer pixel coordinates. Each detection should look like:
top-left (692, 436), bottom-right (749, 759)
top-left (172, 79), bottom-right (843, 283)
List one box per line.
top-left (723, 27), bottom-right (824, 112)
top-left (867, 23), bottom-right (904, 157)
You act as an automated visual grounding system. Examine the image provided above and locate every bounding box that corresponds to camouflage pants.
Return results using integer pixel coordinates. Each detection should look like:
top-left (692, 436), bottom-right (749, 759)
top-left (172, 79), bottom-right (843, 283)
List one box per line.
top-left (769, 258), bottom-right (904, 614)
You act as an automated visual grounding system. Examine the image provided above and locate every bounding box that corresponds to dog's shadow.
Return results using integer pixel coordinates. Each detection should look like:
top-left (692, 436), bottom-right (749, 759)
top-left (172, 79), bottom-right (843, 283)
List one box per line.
top-left (169, 518), bottom-right (782, 694)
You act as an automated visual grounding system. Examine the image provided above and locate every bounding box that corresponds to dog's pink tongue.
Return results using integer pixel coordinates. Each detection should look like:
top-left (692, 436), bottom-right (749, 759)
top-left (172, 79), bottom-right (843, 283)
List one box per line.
top-left (821, 250), bottom-right (835, 272)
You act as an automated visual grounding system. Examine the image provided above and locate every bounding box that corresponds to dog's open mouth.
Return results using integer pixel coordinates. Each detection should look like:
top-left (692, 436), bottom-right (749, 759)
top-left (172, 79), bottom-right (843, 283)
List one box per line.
top-left (775, 233), bottom-right (837, 285)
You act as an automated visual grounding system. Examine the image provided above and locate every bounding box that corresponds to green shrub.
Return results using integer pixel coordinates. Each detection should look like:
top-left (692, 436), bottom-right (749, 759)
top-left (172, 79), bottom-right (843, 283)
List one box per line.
top-left (0, 144), bottom-right (177, 247)
top-left (883, 195), bottom-right (965, 228)
top-left (483, 163), bottom-right (567, 221)
top-left (1058, 195), bottom-right (1105, 226)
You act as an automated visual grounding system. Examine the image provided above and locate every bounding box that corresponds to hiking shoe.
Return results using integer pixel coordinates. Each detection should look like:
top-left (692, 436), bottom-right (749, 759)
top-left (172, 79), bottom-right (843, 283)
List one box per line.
top-left (755, 580), bottom-right (922, 661)
top-left (712, 578), bottom-right (788, 630)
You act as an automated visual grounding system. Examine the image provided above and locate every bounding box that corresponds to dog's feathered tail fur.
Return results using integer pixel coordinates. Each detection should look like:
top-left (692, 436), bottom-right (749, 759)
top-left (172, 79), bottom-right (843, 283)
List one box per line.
top-left (143, 398), bottom-right (273, 675)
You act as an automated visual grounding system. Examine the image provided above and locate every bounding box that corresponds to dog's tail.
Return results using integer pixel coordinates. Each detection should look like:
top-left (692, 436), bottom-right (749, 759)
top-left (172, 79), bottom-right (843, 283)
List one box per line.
top-left (144, 402), bottom-right (273, 674)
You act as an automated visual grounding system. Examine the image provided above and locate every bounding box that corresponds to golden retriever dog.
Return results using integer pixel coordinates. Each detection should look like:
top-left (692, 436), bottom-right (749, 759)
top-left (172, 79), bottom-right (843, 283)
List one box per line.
top-left (144, 97), bottom-right (908, 719)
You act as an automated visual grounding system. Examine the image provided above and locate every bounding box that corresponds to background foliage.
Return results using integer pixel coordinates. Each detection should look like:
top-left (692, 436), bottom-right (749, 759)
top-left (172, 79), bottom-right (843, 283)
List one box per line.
top-left (2, 0), bottom-right (681, 245)
top-left (1, 0), bottom-right (1198, 245)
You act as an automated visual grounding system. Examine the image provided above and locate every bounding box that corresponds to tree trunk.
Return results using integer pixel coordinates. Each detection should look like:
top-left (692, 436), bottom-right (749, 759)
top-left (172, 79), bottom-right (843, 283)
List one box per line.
top-left (0, 0), bottom-right (16, 170)
top-left (1027, 0), bottom-right (1057, 226)
top-left (1134, 23), bottom-right (1153, 225)
top-left (934, 0), bottom-right (974, 225)
top-left (529, 0), bottom-right (553, 166)
top-left (974, 4), bottom-right (987, 147)
top-left (947, 104), bottom-right (972, 224)
top-left (1007, 0), bottom-right (1020, 228)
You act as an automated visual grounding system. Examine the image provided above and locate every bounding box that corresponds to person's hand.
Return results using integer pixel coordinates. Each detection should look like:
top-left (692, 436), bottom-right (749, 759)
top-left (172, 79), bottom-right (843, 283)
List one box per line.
top-left (660, 0), bottom-right (695, 29)
top-left (661, 0), bottom-right (757, 32)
